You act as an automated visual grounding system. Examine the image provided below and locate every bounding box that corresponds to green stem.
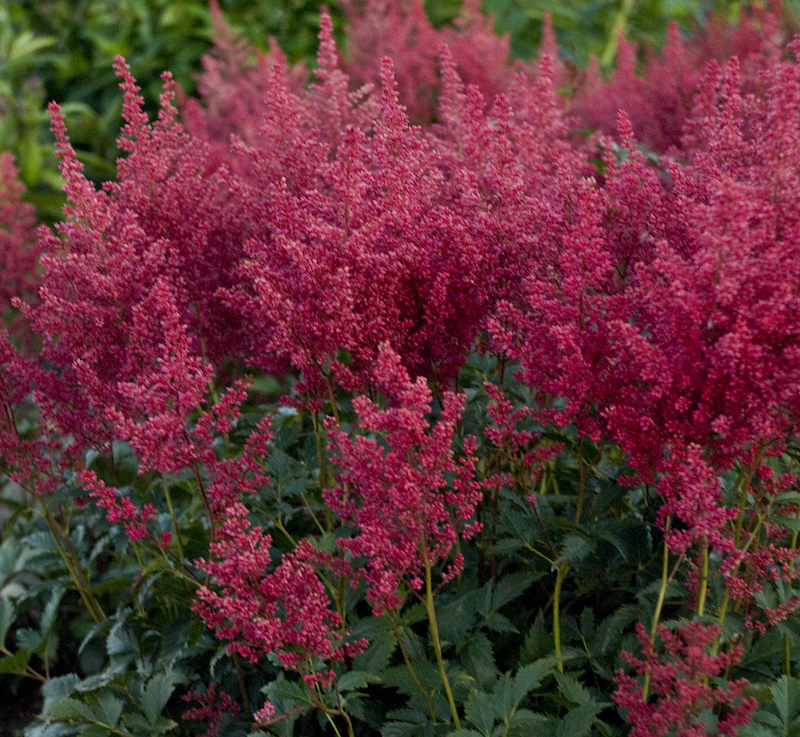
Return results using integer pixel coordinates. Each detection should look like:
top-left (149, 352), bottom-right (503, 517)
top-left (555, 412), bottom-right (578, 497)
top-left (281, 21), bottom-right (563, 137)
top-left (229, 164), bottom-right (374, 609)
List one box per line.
top-left (554, 562), bottom-right (570, 672)
top-left (421, 542), bottom-right (460, 729)
top-left (389, 611), bottom-right (436, 722)
top-left (234, 652), bottom-right (252, 720)
top-left (696, 538), bottom-right (709, 617)
top-left (39, 500), bottom-right (106, 623)
top-left (600, 0), bottom-right (636, 68)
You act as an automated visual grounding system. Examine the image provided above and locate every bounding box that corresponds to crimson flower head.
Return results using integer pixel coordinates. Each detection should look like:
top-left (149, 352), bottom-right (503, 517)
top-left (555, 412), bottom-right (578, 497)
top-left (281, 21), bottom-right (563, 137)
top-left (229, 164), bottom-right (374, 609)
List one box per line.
top-left (324, 344), bottom-right (484, 613)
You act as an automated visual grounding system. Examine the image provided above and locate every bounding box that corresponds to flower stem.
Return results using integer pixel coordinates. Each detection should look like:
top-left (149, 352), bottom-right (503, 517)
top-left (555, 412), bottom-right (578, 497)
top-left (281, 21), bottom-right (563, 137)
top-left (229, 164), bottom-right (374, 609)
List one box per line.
top-left (421, 542), bottom-right (460, 729)
top-left (389, 611), bottom-right (436, 722)
top-left (554, 561), bottom-right (569, 673)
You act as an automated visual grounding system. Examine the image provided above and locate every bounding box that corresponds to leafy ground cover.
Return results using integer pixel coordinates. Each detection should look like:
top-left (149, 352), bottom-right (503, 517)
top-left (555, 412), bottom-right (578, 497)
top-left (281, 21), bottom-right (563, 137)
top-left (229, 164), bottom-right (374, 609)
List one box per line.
top-left (3, 1), bottom-right (800, 736)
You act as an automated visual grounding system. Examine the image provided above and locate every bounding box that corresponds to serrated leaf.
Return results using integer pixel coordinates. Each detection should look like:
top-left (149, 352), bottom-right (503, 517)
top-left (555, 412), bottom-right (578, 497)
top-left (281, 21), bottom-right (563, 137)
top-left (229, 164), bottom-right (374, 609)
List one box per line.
top-left (775, 517), bottom-right (800, 533)
top-left (39, 587), bottom-right (65, 639)
top-left (352, 631), bottom-right (396, 674)
top-left (336, 670), bottom-right (381, 692)
top-left (555, 703), bottom-right (602, 737)
top-left (140, 673), bottom-right (174, 725)
top-left (77, 727), bottom-right (111, 737)
top-left (772, 676), bottom-right (800, 730)
top-left (521, 611), bottom-right (552, 665)
top-left (121, 713), bottom-right (151, 734)
top-left (554, 672), bottom-right (593, 706)
top-left (93, 694), bottom-right (123, 728)
top-left (464, 690), bottom-right (497, 737)
top-left (483, 613), bottom-right (518, 634)
top-left (265, 678), bottom-right (314, 706)
top-left (508, 709), bottom-right (546, 729)
top-left (381, 721), bottom-right (424, 737)
top-left (23, 722), bottom-right (77, 737)
top-left (461, 632), bottom-right (498, 686)
top-left (48, 698), bottom-right (97, 722)
top-left (554, 535), bottom-right (596, 568)
top-left (41, 675), bottom-right (80, 711)
top-left (513, 658), bottom-right (558, 704)
top-left (17, 627), bottom-right (42, 652)
top-left (448, 732), bottom-right (484, 737)
top-left (490, 573), bottom-right (536, 612)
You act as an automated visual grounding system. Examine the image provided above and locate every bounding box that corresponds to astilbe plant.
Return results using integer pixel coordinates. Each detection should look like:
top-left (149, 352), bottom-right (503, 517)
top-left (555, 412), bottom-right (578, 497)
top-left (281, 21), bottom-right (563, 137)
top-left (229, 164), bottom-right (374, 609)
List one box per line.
top-left (0, 152), bottom-right (40, 349)
top-left (572, 3), bottom-right (788, 154)
top-left (613, 622), bottom-right (758, 737)
top-left (21, 58), bottom-right (245, 455)
top-left (12, 5), bottom-right (800, 737)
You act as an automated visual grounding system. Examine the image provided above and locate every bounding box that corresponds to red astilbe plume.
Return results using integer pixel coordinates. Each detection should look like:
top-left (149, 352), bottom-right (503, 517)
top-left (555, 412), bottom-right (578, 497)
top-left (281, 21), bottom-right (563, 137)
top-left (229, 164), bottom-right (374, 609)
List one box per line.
top-left (487, 114), bottom-right (681, 456)
top-left (0, 331), bottom-right (80, 499)
top-left (614, 622), bottom-right (757, 737)
top-left (341, 0), bottom-right (524, 123)
top-left (180, 0), bottom-right (313, 178)
top-left (181, 684), bottom-right (241, 737)
top-left (324, 344), bottom-right (485, 614)
top-left (232, 55), bottom-right (499, 391)
top-left (433, 47), bottom-right (595, 372)
top-left (23, 58), bottom-right (245, 455)
top-left (341, 0), bottom-right (439, 123)
top-left (613, 47), bottom-right (800, 473)
top-left (572, 3), bottom-right (786, 155)
top-left (0, 153), bottom-right (40, 349)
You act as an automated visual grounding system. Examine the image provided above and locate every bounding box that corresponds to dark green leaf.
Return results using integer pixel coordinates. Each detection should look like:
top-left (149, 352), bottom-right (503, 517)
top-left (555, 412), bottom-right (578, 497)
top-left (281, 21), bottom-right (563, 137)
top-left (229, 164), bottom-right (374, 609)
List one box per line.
top-left (140, 673), bottom-right (174, 725)
top-left (0, 646), bottom-right (30, 674)
top-left (464, 689), bottom-right (497, 737)
top-left (772, 676), bottom-right (800, 731)
top-left (336, 670), bottom-right (382, 692)
top-left (555, 703), bottom-right (602, 737)
top-left (48, 698), bottom-right (96, 722)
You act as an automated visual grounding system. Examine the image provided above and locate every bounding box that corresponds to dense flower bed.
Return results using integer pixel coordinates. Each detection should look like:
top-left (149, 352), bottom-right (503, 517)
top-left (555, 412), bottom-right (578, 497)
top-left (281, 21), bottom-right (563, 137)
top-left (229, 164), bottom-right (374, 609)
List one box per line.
top-left (1, 2), bottom-right (800, 736)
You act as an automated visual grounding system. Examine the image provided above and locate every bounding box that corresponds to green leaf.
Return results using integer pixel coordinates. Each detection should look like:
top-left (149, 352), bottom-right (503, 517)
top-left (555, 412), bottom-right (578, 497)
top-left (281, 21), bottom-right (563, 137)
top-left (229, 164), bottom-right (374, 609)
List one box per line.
top-left (265, 678), bottom-right (314, 706)
top-left (140, 673), bottom-right (174, 726)
top-left (48, 697), bottom-right (97, 722)
top-left (513, 658), bottom-right (558, 703)
top-left (507, 709), bottom-right (547, 733)
top-left (0, 646), bottom-right (31, 674)
top-left (352, 631), bottom-right (397, 674)
top-left (521, 611), bottom-right (552, 664)
top-left (772, 676), bottom-right (800, 731)
top-left (336, 670), bottom-right (382, 692)
top-left (77, 727), bottom-right (112, 737)
top-left (92, 694), bottom-right (123, 729)
top-left (461, 632), bottom-right (498, 686)
top-left (488, 572), bottom-right (536, 612)
top-left (555, 703), bottom-right (602, 737)
top-left (449, 732), bottom-right (485, 737)
top-left (483, 613), bottom-right (518, 634)
top-left (554, 535), bottom-right (596, 568)
top-left (39, 586), bottom-right (65, 639)
top-left (381, 721), bottom-right (425, 737)
top-left (464, 690), bottom-right (497, 737)
top-left (0, 596), bottom-right (14, 645)
top-left (554, 672), bottom-right (593, 706)
top-left (16, 627), bottom-right (42, 652)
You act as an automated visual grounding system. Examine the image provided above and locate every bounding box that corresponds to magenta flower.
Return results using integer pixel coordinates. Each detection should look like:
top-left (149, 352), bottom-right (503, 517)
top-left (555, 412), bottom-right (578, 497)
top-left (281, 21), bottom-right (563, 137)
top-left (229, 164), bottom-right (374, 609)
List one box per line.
top-left (324, 344), bottom-right (484, 613)
top-left (614, 622), bottom-right (757, 737)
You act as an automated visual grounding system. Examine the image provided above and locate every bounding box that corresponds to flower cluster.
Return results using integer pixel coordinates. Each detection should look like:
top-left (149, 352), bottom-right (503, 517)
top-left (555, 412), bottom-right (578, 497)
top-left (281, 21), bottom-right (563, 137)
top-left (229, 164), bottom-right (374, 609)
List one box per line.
top-left (614, 622), bottom-right (758, 737)
top-left (324, 344), bottom-right (485, 613)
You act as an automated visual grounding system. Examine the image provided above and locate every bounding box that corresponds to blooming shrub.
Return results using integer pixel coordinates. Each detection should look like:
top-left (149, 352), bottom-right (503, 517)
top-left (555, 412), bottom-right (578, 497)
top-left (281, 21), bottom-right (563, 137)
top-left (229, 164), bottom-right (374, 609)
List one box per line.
top-left (2, 3), bottom-right (800, 737)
